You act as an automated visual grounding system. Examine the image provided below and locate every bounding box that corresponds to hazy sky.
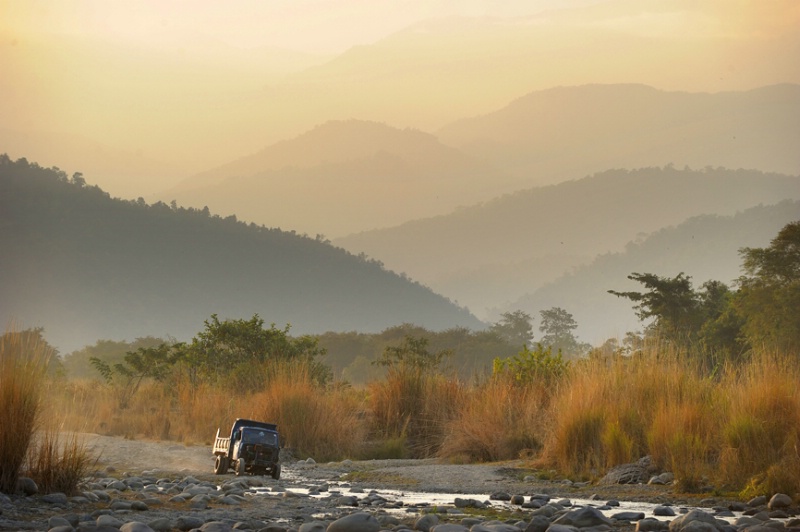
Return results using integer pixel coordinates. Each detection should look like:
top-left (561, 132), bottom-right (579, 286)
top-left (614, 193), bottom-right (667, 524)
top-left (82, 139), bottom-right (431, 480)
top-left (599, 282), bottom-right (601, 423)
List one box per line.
top-left (2, 0), bottom-right (798, 198)
top-left (2, 0), bottom-right (601, 54)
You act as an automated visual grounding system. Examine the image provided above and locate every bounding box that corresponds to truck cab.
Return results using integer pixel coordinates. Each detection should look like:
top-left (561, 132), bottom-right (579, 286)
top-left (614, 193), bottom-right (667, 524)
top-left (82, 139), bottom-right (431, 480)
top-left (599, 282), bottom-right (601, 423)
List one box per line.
top-left (213, 419), bottom-right (281, 479)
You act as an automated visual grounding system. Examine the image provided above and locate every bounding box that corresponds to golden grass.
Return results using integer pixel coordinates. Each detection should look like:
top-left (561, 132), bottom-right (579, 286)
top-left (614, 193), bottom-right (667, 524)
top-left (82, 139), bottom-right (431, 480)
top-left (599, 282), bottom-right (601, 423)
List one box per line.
top-left (0, 328), bottom-right (52, 493)
top-left (48, 338), bottom-right (800, 496)
top-left (437, 378), bottom-right (548, 462)
top-left (252, 360), bottom-right (367, 461)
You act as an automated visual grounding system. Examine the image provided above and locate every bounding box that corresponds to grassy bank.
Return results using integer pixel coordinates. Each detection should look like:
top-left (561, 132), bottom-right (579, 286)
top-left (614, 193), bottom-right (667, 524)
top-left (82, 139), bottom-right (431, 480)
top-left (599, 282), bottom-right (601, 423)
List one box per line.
top-left (48, 345), bottom-right (800, 499)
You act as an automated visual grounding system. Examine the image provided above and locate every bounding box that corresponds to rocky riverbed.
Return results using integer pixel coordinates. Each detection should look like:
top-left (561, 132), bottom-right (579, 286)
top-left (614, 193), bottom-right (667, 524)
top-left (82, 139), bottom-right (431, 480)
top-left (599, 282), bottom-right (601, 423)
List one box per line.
top-left (0, 434), bottom-right (797, 532)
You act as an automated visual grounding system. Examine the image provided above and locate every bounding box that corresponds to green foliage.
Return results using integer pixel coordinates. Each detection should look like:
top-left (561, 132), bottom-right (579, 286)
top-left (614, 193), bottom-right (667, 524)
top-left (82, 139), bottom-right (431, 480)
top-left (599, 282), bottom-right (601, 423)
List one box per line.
top-left (538, 307), bottom-right (588, 357)
top-left (90, 343), bottom-right (181, 408)
top-left (490, 310), bottom-right (534, 348)
top-left (181, 314), bottom-right (330, 391)
top-left (492, 344), bottom-right (570, 385)
top-left (735, 221), bottom-right (800, 354)
top-left (374, 334), bottom-right (453, 373)
top-left (62, 337), bottom-right (165, 379)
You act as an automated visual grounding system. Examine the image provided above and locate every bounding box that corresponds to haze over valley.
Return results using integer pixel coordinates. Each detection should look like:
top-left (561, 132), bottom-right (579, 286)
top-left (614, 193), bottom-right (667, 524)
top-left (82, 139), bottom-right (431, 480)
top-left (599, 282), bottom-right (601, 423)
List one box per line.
top-left (2, 0), bottom-right (799, 354)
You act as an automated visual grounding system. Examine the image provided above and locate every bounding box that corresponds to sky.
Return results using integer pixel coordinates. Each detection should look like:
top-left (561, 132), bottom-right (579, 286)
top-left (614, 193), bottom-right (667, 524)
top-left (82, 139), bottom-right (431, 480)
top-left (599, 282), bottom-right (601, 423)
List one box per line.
top-left (1, 0), bottom-right (798, 197)
top-left (1, 0), bottom-right (601, 54)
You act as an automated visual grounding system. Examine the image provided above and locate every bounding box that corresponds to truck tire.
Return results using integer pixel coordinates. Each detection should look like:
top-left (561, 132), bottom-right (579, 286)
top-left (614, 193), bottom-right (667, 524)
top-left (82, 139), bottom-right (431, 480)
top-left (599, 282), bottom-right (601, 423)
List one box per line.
top-left (271, 464), bottom-right (281, 480)
top-left (214, 455), bottom-right (228, 475)
top-left (235, 457), bottom-right (246, 476)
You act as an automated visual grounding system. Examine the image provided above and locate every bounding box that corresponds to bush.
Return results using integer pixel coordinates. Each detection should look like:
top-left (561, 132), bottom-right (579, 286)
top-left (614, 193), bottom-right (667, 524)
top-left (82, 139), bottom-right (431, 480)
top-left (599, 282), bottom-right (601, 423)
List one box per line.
top-left (0, 329), bottom-right (52, 493)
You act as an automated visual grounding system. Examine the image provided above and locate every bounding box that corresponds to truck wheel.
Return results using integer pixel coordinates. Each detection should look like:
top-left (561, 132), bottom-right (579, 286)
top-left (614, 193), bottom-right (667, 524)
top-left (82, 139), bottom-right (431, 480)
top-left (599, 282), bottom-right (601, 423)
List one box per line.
top-left (235, 457), bottom-right (246, 476)
top-left (214, 455), bottom-right (228, 475)
top-left (271, 464), bottom-right (281, 480)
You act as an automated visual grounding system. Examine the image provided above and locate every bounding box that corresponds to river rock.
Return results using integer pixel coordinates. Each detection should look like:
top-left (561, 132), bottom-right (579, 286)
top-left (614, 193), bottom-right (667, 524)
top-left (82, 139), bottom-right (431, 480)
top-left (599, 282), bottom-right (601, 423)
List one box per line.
top-left (298, 521), bottom-right (327, 532)
top-left (748, 496), bottom-right (768, 507)
top-left (415, 514), bottom-right (440, 532)
top-left (668, 510), bottom-right (724, 532)
top-left (599, 456), bottom-right (655, 485)
top-left (176, 515), bottom-right (205, 531)
top-left (431, 525), bottom-right (469, 532)
top-left (654, 506), bottom-right (676, 517)
top-left (120, 522), bottom-right (156, 532)
top-left (768, 494), bottom-right (793, 510)
top-left (554, 507), bottom-right (614, 528)
top-left (636, 518), bottom-right (669, 532)
top-left (199, 522), bottom-right (233, 532)
top-left (16, 476), bottom-right (38, 495)
top-left (48, 515), bottom-right (73, 528)
top-left (611, 512), bottom-right (645, 521)
top-left (42, 492), bottom-right (69, 504)
top-left (97, 514), bottom-right (125, 528)
top-left (327, 512), bottom-right (380, 532)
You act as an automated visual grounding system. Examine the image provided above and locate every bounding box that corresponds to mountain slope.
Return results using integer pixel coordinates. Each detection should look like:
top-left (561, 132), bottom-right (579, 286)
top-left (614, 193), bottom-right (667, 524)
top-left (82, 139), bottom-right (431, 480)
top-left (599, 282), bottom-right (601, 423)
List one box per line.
top-left (334, 166), bottom-right (800, 316)
top-left (160, 120), bottom-right (508, 237)
top-left (507, 200), bottom-right (800, 344)
top-left (438, 83), bottom-right (800, 188)
top-left (0, 155), bottom-right (482, 353)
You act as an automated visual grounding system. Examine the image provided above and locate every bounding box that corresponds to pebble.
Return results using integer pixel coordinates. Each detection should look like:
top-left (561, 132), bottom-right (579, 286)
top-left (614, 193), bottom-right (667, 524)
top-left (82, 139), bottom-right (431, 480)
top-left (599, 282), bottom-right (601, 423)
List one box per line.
top-left (0, 464), bottom-right (796, 532)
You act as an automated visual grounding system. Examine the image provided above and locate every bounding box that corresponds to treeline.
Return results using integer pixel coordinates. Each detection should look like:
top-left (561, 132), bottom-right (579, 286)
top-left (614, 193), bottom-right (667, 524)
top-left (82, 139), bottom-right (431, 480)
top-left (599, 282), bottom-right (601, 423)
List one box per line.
top-left (603, 220), bottom-right (800, 363)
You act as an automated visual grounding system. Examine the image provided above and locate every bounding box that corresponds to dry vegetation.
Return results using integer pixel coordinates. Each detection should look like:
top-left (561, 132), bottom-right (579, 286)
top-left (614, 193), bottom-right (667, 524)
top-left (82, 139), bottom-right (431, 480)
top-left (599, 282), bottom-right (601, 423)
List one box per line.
top-left (0, 328), bottom-right (93, 495)
top-left (5, 325), bottom-right (800, 500)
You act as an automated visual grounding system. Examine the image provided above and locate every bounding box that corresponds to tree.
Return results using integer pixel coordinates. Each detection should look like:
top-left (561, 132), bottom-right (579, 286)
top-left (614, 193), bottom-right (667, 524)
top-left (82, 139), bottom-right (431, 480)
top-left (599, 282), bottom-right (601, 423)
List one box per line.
top-left (734, 221), bottom-right (800, 354)
top-left (182, 314), bottom-right (330, 390)
top-left (609, 272), bottom-right (703, 343)
top-left (374, 335), bottom-right (452, 373)
top-left (490, 310), bottom-right (534, 348)
top-left (538, 307), bottom-right (586, 356)
top-left (91, 343), bottom-right (181, 408)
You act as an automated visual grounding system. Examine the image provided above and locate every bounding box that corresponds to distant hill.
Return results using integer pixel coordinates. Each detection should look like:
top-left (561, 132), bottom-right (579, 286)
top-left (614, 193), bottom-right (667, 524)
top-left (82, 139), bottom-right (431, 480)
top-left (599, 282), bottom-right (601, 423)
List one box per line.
top-left (160, 120), bottom-right (508, 237)
top-left (438, 83), bottom-right (800, 188)
top-left (506, 200), bottom-right (800, 344)
top-left (334, 166), bottom-right (800, 317)
top-left (0, 155), bottom-right (482, 353)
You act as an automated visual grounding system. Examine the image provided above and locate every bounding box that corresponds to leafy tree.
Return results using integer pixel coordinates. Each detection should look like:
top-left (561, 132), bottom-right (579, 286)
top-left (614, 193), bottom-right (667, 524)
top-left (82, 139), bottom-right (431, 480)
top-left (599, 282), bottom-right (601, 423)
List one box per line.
top-left (62, 337), bottom-right (165, 379)
top-left (490, 310), bottom-right (534, 348)
top-left (90, 343), bottom-right (181, 408)
top-left (734, 221), bottom-right (800, 353)
top-left (181, 314), bottom-right (330, 390)
top-left (609, 272), bottom-right (702, 342)
top-left (493, 344), bottom-right (570, 386)
top-left (538, 307), bottom-right (587, 357)
top-left (374, 335), bottom-right (452, 373)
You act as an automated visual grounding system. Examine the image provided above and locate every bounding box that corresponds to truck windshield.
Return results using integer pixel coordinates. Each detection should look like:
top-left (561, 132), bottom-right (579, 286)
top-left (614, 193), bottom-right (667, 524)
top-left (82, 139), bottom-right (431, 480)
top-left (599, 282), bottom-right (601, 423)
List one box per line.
top-left (241, 428), bottom-right (277, 446)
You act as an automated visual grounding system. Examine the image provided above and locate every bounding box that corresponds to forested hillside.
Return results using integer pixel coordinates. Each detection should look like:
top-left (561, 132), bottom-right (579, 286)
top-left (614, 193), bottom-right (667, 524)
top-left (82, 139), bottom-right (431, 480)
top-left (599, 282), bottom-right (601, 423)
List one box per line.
top-left (508, 201), bottom-right (800, 344)
top-left (0, 155), bottom-right (482, 353)
top-left (335, 166), bottom-right (800, 316)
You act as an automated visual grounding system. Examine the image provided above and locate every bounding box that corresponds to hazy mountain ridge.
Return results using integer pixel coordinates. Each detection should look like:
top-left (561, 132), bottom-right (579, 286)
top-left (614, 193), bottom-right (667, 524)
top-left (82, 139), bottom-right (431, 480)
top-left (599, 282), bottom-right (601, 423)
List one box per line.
top-left (4, 0), bottom-right (798, 193)
top-left (0, 155), bottom-right (482, 353)
top-left (161, 84), bottom-right (800, 239)
top-left (510, 200), bottom-right (800, 343)
top-left (437, 83), bottom-right (800, 187)
top-left (334, 166), bottom-right (800, 317)
top-left (161, 120), bottom-right (509, 237)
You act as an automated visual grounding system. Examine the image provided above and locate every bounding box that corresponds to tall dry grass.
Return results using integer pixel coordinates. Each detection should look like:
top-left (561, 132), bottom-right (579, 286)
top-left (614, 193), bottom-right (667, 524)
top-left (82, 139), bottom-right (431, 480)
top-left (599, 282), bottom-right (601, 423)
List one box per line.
top-left (252, 360), bottom-right (366, 461)
top-left (437, 377), bottom-right (549, 463)
top-left (368, 366), bottom-right (463, 458)
top-left (0, 328), bottom-right (52, 493)
top-left (540, 342), bottom-right (720, 481)
top-left (718, 352), bottom-right (800, 496)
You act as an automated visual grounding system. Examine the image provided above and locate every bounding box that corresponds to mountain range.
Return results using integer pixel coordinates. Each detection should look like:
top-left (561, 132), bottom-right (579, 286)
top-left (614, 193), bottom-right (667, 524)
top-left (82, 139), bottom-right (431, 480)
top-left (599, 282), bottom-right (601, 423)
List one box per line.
top-left (159, 84), bottom-right (800, 238)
